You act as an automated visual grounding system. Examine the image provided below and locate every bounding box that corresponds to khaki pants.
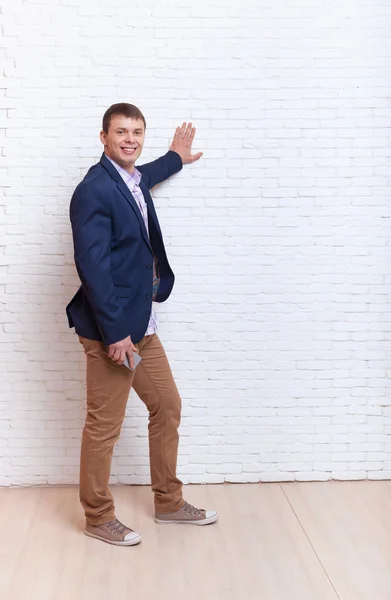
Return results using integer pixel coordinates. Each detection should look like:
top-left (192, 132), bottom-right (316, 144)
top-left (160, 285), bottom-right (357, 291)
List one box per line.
top-left (79, 334), bottom-right (184, 525)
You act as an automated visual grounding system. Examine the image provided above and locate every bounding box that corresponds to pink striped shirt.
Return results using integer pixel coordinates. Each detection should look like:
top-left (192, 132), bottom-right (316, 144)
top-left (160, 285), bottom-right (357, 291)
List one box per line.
top-left (106, 156), bottom-right (158, 337)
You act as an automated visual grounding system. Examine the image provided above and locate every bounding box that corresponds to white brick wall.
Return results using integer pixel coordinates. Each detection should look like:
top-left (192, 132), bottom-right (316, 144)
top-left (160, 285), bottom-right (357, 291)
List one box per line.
top-left (1, 0), bottom-right (391, 485)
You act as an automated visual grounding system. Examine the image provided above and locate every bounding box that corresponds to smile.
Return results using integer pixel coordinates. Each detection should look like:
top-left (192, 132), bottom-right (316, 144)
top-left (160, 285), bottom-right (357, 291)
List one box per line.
top-left (121, 147), bottom-right (137, 155)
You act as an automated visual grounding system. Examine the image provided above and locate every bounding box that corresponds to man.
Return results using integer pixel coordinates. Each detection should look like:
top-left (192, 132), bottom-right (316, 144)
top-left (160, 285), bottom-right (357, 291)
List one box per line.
top-left (66, 103), bottom-right (218, 547)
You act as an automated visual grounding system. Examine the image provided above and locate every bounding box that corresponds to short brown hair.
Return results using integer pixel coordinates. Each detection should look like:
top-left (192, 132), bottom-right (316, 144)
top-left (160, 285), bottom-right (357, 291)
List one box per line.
top-left (102, 103), bottom-right (146, 133)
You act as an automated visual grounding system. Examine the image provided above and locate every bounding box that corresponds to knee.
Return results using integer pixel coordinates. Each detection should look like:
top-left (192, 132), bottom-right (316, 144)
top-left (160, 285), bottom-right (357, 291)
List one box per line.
top-left (169, 397), bottom-right (182, 428)
top-left (150, 392), bottom-right (181, 426)
top-left (83, 412), bottom-right (123, 445)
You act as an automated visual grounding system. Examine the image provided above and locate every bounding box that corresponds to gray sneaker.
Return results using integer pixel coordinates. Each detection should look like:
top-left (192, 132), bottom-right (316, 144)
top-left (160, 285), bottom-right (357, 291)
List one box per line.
top-left (155, 501), bottom-right (218, 526)
top-left (85, 518), bottom-right (142, 546)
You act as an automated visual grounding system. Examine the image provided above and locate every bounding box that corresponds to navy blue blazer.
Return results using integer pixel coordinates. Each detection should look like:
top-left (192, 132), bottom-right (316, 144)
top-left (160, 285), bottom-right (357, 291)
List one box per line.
top-left (66, 150), bottom-right (183, 345)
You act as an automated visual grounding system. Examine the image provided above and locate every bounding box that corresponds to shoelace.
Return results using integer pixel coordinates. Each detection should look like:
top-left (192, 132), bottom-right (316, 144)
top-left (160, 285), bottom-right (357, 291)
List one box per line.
top-left (182, 501), bottom-right (204, 517)
top-left (105, 519), bottom-right (130, 536)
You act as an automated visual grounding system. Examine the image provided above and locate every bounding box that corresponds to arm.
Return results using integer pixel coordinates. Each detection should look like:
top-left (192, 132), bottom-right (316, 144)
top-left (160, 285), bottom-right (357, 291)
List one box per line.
top-left (138, 150), bottom-right (183, 190)
top-left (70, 184), bottom-right (129, 346)
top-left (138, 122), bottom-right (203, 189)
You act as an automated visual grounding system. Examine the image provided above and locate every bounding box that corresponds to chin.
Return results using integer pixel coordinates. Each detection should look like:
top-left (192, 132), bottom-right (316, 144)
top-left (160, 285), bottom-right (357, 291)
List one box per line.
top-left (119, 156), bottom-right (135, 166)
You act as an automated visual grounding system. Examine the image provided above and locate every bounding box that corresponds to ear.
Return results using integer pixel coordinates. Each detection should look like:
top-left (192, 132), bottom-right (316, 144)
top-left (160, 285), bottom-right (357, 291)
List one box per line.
top-left (100, 130), bottom-right (107, 146)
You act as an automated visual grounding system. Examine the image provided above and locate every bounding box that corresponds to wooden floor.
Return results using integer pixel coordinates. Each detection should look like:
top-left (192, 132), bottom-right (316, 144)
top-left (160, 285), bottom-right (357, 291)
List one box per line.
top-left (0, 482), bottom-right (390, 600)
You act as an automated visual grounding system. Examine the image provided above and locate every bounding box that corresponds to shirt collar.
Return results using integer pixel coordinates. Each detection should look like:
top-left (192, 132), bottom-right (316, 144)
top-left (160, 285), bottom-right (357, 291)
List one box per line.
top-left (105, 155), bottom-right (141, 187)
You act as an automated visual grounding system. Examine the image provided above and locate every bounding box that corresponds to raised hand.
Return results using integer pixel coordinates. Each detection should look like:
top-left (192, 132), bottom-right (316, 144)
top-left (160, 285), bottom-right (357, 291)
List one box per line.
top-left (169, 122), bottom-right (203, 164)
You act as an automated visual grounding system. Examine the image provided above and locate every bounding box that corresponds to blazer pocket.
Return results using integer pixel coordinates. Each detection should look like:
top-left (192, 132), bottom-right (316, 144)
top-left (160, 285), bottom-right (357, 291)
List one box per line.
top-left (113, 285), bottom-right (133, 298)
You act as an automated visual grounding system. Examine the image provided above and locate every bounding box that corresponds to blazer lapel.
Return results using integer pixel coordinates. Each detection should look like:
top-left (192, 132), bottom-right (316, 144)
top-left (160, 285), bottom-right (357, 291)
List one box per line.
top-left (139, 179), bottom-right (161, 235)
top-left (100, 154), bottom-right (151, 250)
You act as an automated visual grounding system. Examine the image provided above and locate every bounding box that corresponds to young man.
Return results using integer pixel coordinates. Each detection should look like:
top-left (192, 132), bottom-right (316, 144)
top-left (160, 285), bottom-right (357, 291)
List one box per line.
top-left (66, 103), bottom-right (218, 546)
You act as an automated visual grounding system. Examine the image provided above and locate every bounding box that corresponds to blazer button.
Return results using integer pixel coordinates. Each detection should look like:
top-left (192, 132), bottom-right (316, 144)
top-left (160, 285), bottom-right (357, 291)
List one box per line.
top-left (146, 293), bottom-right (152, 299)
top-left (147, 264), bottom-right (153, 269)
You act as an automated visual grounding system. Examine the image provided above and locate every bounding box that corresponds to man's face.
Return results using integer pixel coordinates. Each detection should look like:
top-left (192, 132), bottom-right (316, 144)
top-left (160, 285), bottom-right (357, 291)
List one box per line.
top-left (100, 116), bottom-right (145, 172)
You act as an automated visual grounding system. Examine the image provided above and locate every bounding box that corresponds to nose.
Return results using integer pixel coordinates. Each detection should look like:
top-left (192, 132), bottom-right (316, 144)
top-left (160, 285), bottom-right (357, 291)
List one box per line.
top-left (125, 133), bottom-right (135, 144)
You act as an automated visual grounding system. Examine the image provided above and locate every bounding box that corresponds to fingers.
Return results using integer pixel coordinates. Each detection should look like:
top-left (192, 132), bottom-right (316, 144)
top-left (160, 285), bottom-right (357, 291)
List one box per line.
top-left (176, 123), bottom-right (194, 140)
top-left (107, 335), bottom-right (136, 367)
top-left (185, 123), bottom-right (193, 140)
top-left (112, 348), bottom-right (125, 365)
top-left (172, 122), bottom-right (202, 162)
top-left (119, 350), bottom-right (127, 365)
top-left (126, 350), bottom-right (135, 370)
top-left (184, 123), bottom-right (194, 142)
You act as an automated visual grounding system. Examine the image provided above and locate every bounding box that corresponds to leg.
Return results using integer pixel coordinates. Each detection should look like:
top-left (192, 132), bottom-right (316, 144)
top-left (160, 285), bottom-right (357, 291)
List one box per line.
top-left (79, 336), bottom-right (135, 525)
top-left (133, 334), bottom-right (184, 514)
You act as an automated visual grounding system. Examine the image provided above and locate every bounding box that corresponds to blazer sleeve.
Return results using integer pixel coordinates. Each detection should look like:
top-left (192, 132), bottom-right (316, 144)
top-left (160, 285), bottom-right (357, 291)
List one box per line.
top-left (137, 150), bottom-right (183, 190)
top-left (70, 184), bottom-right (130, 345)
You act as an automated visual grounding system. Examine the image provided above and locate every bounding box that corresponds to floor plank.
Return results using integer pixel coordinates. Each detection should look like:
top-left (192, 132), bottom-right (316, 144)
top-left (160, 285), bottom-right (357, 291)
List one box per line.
top-left (0, 484), bottom-right (338, 600)
top-left (282, 481), bottom-right (391, 600)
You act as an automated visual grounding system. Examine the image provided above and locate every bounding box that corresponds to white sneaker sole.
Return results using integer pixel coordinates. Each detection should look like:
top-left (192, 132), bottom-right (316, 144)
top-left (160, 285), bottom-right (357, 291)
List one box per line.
top-left (154, 513), bottom-right (218, 526)
top-left (85, 530), bottom-right (142, 546)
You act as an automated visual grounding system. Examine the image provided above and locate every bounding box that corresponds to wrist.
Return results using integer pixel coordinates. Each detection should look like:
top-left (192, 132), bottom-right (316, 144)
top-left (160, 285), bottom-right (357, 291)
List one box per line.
top-left (168, 149), bottom-right (183, 164)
